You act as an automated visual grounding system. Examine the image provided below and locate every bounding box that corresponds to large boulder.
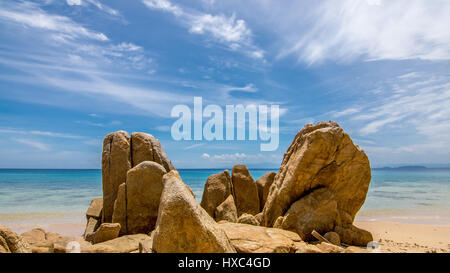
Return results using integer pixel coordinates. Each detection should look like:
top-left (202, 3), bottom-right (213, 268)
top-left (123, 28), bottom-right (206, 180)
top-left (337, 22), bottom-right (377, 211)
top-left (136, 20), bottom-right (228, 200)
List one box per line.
top-left (218, 222), bottom-right (301, 253)
top-left (256, 172), bottom-right (276, 210)
top-left (215, 195), bottom-right (238, 223)
top-left (262, 121), bottom-right (372, 245)
top-left (126, 161), bottom-right (167, 234)
top-left (200, 170), bottom-right (233, 218)
top-left (231, 165), bottom-right (260, 216)
top-left (0, 225), bottom-right (31, 253)
top-left (152, 171), bottom-right (235, 253)
top-left (276, 188), bottom-right (339, 241)
top-left (131, 132), bottom-right (175, 171)
top-left (102, 131), bottom-right (131, 223)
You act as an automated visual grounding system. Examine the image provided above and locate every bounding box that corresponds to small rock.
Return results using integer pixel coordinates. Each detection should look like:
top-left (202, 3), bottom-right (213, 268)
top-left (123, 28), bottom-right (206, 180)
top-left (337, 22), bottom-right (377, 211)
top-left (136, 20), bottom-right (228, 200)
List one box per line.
top-left (238, 213), bottom-right (260, 226)
top-left (324, 231), bottom-right (341, 246)
top-left (93, 223), bottom-right (121, 244)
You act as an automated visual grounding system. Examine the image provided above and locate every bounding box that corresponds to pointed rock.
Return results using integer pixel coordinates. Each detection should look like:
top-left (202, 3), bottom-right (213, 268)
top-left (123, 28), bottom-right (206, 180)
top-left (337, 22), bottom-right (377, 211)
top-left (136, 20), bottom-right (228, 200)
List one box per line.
top-left (152, 171), bottom-right (235, 253)
top-left (215, 194), bottom-right (238, 223)
top-left (231, 164), bottom-right (260, 216)
top-left (256, 172), bottom-right (276, 210)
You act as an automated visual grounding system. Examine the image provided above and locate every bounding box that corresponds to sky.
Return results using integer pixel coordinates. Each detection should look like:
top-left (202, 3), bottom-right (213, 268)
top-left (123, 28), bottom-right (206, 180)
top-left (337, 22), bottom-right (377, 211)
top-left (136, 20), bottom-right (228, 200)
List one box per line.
top-left (0, 0), bottom-right (449, 169)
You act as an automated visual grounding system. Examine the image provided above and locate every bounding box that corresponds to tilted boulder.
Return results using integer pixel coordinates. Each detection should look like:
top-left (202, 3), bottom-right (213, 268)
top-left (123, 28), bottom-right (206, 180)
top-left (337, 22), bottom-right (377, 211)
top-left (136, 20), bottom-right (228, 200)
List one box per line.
top-left (262, 121), bottom-right (372, 245)
top-left (200, 170), bottom-right (233, 218)
top-left (126, 161), bottom-right (167, 234)
top-left (215, 194), bottom-right (238, 223)
top-left (102, 131), bottom-right (131, 223)
top-left (86, 198), bottom-right (103, 220)
top-left (84, 217), bottom-right (100, 242)
top-left (255, 172), bottom-right (276, 210)
top-left (131, 132), bottom-right (175, 171)
top-left (231, 165), bottom-right (260, 216)
top-left (0, 225), bottom-right (31, 253)
top-left (152, 171), bottom-right (235, 253)
top-left (84, 197), bottom-right (103, 240)
top-left (92, 223), bottom-right (121, 244)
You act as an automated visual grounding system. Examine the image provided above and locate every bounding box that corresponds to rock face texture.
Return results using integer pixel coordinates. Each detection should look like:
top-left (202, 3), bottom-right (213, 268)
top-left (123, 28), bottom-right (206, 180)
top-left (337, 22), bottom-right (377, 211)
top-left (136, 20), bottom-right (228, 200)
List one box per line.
top-left (215, 195), bottom-right (238, 223)
top-left (126, 161), bottom-right (167, 234)
top-left (231, 165), bottom-right (260, 216)
top-left (200, 170), bottom-right (233, 218)
top-left (0, 225), bottom-right (31, 253)
top-left (131, 132), bottom-right (175, 172)
top-left (262, 121), bottom-right (372, 245)
top-left (152, 171), bottom-right (235, 253)
top-left (218, 222), bottom-right (301, 253)
top-left (102, 131), bottom-right (131, 223)
top-left (256, 172), bottom-right (276, 210)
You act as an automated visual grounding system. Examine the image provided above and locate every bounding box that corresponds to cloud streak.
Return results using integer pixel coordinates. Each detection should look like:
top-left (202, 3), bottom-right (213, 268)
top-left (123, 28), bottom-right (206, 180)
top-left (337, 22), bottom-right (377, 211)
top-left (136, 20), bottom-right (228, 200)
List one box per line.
top-left (277, 0), bottom-right (450, 64)
top-left (142, 0), bottom-right (264, 60)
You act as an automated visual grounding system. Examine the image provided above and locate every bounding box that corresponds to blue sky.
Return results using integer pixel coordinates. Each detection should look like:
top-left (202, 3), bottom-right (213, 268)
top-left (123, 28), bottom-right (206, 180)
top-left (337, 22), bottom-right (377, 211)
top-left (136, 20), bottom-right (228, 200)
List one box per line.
top-left (0, 0), bottom-right (449, 169)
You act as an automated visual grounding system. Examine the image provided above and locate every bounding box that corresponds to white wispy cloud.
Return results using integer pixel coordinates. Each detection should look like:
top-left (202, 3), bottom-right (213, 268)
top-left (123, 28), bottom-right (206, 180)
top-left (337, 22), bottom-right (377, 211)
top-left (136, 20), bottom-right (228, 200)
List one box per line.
top-left (66, 0), bottom-right (120, 17)
top-left (14, 138), bottom-right (50, 151)
top-left (278, 0), bottom-right (450, 64)
top-left (0, 1), bottom-right (108, 41)
top-left (142, 0), bottom-right (264, 59)
top-left (0, 128), bottom-right (82, 139)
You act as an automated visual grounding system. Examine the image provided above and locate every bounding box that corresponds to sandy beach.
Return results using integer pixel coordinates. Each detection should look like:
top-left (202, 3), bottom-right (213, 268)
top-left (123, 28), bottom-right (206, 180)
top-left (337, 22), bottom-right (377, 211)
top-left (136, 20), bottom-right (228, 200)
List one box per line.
top-left (355, 221), bottom-right (450, 253)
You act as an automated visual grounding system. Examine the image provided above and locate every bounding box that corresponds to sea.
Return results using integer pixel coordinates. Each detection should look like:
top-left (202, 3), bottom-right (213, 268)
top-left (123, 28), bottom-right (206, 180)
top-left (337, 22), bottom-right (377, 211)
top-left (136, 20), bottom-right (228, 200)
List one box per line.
top-left (1, 168), bottom-right (449, 235)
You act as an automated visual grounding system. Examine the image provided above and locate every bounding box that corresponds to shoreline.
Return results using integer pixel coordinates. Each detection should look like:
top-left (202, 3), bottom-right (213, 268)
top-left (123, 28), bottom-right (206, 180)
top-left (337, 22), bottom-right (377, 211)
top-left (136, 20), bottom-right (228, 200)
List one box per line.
top-left (2, 217), bottom-right (449, 253)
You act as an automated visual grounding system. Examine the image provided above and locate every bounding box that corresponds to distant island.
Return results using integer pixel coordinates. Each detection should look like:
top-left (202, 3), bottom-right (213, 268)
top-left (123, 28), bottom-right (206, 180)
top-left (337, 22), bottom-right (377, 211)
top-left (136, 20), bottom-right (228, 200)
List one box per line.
top-left (373, 166), bottom-right (428, 170)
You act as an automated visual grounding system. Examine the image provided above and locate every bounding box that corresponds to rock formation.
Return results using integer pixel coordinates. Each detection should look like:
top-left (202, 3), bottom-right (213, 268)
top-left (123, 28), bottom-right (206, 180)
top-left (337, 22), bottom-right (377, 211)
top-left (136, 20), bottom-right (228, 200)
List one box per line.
top-left (262, 121), bottom-right (372, 245)
top-left (200, 170), bottom-right (233, 218)
top-left (231, 164), bottom-right (260, 216)
top-left (152, 170), bottom-right (235, 253)
top-left (256, 172), bottom-right (276, 210)
top-left (94, 130), bottom-right (175, 236)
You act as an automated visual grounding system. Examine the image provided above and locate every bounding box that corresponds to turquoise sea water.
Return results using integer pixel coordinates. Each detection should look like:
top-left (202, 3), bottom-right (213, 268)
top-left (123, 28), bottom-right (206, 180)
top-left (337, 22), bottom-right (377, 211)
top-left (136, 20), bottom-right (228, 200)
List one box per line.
top-left (0, 168), bottom-right (449, 228)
